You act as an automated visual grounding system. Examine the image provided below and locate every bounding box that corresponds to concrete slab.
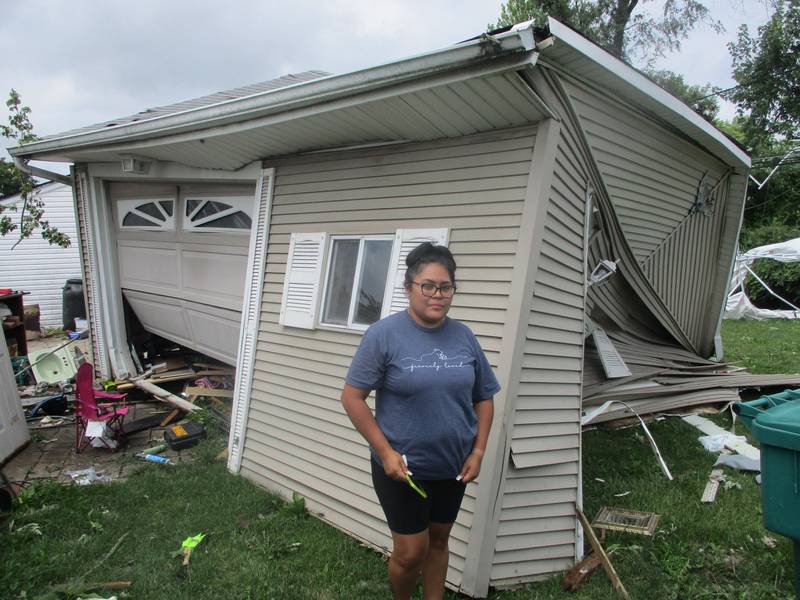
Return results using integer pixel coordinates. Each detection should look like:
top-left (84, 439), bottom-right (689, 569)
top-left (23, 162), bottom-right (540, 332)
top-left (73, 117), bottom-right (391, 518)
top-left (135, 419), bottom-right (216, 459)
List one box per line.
top-left (3, 400), bottom-right (202, 486)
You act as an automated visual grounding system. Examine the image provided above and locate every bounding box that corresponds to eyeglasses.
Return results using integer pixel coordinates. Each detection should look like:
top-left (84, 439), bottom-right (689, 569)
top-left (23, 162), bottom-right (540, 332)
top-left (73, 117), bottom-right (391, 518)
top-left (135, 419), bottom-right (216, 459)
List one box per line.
top-left (410, 282), bottom-right (457, 298)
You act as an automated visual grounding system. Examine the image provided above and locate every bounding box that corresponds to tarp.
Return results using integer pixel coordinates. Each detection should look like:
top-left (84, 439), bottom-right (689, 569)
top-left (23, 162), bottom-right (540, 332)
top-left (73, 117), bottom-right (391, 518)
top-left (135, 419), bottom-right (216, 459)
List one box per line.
top-left (725, 238), bottom-right (800, 320)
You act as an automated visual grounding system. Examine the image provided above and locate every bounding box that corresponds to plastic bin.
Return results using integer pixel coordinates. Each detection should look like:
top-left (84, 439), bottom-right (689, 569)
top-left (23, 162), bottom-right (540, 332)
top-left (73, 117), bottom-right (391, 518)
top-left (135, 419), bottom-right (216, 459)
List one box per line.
top-left (734, 389), bottom-right (800, 598)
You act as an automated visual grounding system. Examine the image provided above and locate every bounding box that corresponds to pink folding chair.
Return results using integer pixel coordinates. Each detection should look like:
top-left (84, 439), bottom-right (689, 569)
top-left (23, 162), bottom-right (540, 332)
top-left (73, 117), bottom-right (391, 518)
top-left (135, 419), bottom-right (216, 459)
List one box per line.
top-left (74, 362), bottom-right (129, 453)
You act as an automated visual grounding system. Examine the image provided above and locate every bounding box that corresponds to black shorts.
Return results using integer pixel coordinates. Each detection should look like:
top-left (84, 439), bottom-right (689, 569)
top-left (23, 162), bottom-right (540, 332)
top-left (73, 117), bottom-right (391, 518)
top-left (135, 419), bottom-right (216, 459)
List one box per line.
top-left (371, 458), bottom-right (467, 535)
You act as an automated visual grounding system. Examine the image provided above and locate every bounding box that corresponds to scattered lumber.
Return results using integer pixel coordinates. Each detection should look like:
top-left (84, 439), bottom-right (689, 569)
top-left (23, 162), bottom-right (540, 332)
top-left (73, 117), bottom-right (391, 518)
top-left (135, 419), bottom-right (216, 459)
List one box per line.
top-left (576, 504), bottom-right (629, 599)
top-left (561, 551), bottom-right (603, 592)
top-left (133, 380), bottom-right (200, 412)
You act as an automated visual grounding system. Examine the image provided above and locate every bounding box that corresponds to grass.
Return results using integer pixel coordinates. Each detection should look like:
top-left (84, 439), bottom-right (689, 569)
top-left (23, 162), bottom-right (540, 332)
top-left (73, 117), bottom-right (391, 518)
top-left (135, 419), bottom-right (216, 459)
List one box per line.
top-left (721, 320), bottom-right (800, 374)
top-left (2, 320), bottom-right (798, 599)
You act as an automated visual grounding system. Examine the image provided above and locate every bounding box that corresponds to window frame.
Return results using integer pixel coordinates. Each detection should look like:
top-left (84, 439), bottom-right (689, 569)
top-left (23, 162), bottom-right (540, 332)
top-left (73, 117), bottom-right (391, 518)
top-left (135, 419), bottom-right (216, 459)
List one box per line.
top-left (318, 234), bottom-right (394, 331)
top-left (181, 195), bottom-right (254, 234)
top-left (117, 197), bottom-right (176, 231)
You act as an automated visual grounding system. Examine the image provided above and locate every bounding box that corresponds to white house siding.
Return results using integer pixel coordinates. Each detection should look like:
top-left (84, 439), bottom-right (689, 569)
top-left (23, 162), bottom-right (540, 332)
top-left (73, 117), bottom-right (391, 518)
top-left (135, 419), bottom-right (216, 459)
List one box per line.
top-left (0, 182), bottom-right (81, 328)
top-left (491, 125), bottom-right (586, 586)
top-left (238, 126), bottom-right (537, 589)
top-left (562, 78), bottom-right (733, 354)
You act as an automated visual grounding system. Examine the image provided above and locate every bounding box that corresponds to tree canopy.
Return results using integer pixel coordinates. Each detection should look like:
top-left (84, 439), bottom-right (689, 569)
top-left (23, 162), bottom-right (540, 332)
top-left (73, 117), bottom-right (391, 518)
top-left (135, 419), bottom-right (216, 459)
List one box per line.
top-left (493, 0), bottom-right (722, 66)
top-left (729, 1), bottom-right (799, 148)
top-left (0, 158), bottom-right (21, 198)
top-left (644, 68), bottom-right (720, 121)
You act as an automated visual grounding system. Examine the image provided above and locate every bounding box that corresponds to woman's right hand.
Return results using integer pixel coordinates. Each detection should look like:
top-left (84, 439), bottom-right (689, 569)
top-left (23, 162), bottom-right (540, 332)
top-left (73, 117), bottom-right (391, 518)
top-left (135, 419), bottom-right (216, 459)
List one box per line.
top-left (379, 449), bottom-right (408, 482)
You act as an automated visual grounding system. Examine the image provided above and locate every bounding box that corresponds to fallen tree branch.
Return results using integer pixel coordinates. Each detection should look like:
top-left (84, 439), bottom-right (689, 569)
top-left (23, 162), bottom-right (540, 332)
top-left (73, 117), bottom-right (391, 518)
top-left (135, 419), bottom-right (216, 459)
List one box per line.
top-left (82, 532), bottom-right (129, 579)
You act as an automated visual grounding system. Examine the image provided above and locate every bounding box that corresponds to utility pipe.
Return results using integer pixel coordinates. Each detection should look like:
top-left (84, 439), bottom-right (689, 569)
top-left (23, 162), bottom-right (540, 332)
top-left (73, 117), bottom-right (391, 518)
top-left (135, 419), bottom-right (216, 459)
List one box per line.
top-left (13, 156), bottom-right (73, 187)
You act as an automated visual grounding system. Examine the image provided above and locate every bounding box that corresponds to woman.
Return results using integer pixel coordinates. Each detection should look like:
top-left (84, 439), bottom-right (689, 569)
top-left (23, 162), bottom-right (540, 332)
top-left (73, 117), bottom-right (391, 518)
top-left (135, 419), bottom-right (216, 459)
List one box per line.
top-left (341, 242), bottom-right (500, 600)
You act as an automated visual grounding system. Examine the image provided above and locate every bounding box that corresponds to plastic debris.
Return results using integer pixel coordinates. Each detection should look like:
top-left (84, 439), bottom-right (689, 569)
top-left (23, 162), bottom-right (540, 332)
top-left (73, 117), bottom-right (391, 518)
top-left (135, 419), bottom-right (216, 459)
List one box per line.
top-left (698, 434), bottom-right (747, 453)
top-left (714, 454), bottom-right (761, 472)
top-left (65, 467), bottom-right (109, 486)
top-left (175, 533), bottom-right (206, 566)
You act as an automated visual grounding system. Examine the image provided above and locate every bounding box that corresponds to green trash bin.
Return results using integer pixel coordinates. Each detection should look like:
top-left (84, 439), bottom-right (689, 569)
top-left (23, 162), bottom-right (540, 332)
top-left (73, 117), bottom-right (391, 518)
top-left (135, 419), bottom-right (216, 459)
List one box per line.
top-left (734, 389), bottom-right (800, 599)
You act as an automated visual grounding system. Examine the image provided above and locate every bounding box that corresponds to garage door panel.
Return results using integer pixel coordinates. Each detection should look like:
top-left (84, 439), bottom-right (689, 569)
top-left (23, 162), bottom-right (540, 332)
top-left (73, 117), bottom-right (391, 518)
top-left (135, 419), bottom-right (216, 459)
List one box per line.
top-left (187, 305), bottom-right (241, 364)
top-left (118, 243), bottom-right (180, 292)
top-left (124, 291), bottom-right (193, 346)
top-left (181, 249), bottom-right (247, 310)
top-left (112, 183), bottom-right (255, 366)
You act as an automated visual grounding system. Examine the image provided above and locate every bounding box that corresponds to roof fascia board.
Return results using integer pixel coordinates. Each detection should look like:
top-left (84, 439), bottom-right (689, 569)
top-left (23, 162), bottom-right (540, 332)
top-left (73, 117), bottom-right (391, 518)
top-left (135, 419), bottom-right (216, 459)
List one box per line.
top-left (42, 52), bottom-right (539, 163)
top-left (545, 18), bottom-right (750, 168)
top-left (11, 26), bottom-right (536, 160)
top-left (86, 160), bottom-right (261, 181)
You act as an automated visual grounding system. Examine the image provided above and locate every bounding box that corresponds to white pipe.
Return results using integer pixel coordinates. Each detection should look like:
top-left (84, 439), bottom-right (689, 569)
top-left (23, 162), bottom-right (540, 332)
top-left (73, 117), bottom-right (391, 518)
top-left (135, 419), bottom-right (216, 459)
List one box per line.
top-left (13, 156), bottom-right (73, 187)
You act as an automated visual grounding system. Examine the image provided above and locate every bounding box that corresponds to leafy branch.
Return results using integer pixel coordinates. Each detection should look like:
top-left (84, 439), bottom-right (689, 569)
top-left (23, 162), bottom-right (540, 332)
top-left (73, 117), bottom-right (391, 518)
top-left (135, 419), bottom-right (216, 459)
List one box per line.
top-left (1, 89), bottom-right (70, 249)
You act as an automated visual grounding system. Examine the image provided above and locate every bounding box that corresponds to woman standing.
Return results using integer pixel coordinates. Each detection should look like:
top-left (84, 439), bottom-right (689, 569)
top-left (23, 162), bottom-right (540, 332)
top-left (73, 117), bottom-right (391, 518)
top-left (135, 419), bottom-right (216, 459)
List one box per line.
top-left (341, 242), bottom-right (500, 600)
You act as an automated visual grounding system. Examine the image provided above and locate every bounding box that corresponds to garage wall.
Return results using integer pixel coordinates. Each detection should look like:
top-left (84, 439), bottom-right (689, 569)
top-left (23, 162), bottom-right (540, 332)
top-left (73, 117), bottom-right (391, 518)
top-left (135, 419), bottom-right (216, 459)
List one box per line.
top-left (562, 77), bottom-right (734, 353)
top-left (238, 126), bottom-right (538, 589)
top-left (492, 123), bottom-right (586, 587)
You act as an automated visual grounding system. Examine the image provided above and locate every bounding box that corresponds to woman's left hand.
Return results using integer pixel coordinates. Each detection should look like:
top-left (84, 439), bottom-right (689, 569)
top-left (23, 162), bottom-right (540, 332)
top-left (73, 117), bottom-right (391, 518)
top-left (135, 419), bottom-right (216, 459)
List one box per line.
top-left (458, 450), bottom-right (484, 484)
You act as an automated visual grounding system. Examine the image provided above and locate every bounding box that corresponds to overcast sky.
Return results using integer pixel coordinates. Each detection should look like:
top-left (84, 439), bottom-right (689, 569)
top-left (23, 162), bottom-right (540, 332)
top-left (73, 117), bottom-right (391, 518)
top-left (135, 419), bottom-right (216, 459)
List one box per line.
top-left (1, 0), bottom-right (774, 168)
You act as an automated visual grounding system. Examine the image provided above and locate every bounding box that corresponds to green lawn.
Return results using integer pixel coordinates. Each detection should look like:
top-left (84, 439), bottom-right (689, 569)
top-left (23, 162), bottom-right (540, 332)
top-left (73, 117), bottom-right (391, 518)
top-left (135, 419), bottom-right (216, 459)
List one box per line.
top-left (2, 320), bottom-right (798, 599)
top-left (721, 319), bottom-right (800, 374)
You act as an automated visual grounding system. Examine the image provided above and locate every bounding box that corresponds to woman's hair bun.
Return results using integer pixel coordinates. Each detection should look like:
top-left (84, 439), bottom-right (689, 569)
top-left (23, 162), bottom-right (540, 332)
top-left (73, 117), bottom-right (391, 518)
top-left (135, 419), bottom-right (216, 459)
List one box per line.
top-left (406, 242), bottom-right (436, 268)
top-left (404, 242), bottom-right (456, 286)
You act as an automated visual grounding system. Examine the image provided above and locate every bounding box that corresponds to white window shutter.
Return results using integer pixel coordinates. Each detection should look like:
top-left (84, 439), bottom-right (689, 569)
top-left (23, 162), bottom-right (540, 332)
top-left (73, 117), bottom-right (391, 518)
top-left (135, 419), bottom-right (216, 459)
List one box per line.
top-left (280, 232), bottom-right (326, 329)
top-left (381, 228), bottom-right (449, 317)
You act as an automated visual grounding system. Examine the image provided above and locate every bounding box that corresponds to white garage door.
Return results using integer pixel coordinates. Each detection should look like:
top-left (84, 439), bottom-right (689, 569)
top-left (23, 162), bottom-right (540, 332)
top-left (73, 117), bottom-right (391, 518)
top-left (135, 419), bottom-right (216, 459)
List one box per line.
top-left (110, 182), bottom-right (256, 365)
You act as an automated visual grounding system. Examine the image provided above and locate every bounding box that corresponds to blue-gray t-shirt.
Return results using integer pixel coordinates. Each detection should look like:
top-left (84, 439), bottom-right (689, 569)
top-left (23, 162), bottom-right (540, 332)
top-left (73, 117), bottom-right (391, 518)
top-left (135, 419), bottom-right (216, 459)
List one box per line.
top-left (345, 310), bottom-right (501, 480)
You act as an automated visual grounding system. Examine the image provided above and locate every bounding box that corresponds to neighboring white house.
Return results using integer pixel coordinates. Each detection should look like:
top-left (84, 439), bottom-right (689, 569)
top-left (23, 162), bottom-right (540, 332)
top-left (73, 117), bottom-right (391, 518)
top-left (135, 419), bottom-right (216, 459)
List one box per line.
top-left (0, 181), bottom-right (81, 329)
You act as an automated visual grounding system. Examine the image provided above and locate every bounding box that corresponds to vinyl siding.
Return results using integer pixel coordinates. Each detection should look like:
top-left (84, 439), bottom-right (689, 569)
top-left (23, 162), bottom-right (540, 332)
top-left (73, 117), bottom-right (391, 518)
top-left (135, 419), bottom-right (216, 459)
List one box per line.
top-left (562, 77), bottom-right (733, 354)
top-left (0, 182), bottom-right (81, 328)
top-left (73, 170), bottom-right (103, 373)
top-left (238, 127), bottom-right (537, 590)
top-left (491, 125), bottom-right (585, 586)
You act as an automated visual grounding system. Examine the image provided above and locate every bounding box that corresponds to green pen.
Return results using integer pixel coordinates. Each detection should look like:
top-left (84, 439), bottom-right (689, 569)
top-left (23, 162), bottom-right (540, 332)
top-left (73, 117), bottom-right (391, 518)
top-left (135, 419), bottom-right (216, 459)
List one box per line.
top-left (402, 454), bottom-right (428, 499)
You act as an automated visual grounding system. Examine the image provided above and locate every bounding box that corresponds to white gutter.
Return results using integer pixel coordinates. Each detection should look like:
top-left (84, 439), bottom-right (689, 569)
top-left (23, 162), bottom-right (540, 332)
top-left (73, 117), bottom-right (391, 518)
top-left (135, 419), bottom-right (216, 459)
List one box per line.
top-left (10, 26), bottom-right (536, 160)
top-left (13, 156), bottom-right (73, 187)
top-left (545, 17), bottom-right (750, 169)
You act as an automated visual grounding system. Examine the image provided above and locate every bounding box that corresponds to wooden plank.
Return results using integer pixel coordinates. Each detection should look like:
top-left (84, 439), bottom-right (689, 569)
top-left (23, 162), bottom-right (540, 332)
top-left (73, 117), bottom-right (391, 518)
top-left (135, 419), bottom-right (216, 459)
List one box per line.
top-left (561, 552), bottom-right (603, 592)
top-left (701, 469), bottom-right (724, 503)
top-left (133, 380), bottom-right (200, 412)
top-left (575, 505), bottom-right (629, 599)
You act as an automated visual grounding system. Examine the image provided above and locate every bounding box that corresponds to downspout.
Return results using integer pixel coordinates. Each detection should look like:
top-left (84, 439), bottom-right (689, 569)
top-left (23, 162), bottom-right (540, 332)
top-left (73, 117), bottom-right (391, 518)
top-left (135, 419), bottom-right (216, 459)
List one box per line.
top-left (13, 156), bottom-right (74, 187)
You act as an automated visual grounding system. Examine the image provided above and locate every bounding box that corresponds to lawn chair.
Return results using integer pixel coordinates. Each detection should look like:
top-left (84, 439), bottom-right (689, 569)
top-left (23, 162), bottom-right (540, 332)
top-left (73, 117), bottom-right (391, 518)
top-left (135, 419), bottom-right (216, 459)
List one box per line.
top-left (74, 362), bottom-right (129, 453)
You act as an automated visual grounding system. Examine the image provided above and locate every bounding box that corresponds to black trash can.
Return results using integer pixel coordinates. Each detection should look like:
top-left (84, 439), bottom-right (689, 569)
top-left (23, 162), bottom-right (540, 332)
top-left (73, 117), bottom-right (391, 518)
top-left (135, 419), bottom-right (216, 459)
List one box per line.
top-left (62, 278), bottom-right (86, 331)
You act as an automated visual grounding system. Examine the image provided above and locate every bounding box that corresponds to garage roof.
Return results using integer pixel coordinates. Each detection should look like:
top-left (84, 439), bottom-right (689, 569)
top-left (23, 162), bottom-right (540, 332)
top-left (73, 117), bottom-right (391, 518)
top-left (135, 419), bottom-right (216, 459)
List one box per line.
top-left (9, 18), bottom-right (748, 171)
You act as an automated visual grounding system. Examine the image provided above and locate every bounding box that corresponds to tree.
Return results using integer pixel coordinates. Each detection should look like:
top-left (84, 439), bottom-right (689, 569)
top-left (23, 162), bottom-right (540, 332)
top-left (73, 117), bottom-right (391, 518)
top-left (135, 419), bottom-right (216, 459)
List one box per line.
top-left (0, 158), bottom-right (21, 197)
top-left (729, 1), bottom-right (800, 148)
top-left (0, 90), bottom-right (69, 249)
top-left (644, 69), bottom-right (720, 121)
top-left (493, 0), bottom-right (722, 67)
top-left (723, 2), bottom-right (800, 308)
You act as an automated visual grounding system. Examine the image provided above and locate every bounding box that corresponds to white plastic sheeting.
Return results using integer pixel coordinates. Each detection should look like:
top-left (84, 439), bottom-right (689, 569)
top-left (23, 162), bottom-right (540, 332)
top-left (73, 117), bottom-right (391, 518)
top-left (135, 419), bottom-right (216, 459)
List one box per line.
top-left (725, 237), bottom-right (800, 320)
